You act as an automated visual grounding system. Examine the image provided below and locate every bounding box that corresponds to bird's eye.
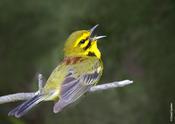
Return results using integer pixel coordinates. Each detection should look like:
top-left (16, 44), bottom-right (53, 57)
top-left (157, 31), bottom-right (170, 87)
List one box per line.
top-left (79, 39), bottom-right (86, 44)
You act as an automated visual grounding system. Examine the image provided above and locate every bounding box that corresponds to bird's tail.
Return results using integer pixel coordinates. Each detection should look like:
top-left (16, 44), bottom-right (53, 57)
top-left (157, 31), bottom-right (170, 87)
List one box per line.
top-left (8, 94), bottom-right (45, 118)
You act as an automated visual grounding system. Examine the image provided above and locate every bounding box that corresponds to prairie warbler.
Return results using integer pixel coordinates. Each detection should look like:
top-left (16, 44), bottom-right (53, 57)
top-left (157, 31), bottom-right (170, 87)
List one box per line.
top-left (8, 25), bottom-right (106, 118)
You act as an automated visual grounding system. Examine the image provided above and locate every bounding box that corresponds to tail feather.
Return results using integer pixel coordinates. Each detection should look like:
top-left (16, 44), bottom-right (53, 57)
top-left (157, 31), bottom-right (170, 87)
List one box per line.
top-left (8, 94), bottom-right (45, 118)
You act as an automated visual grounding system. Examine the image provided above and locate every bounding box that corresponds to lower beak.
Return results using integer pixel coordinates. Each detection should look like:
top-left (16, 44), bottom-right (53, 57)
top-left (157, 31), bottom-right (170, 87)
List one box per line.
top-left (90, 35), bottom-right (106, 41)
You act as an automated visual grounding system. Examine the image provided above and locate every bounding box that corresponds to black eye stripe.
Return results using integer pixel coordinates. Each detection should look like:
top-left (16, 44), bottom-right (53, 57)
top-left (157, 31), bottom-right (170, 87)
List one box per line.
top-left (80, 39), bottom-right (85, 44)
top-left (79, 37), bottom-right (88, 44)
top-left (84, 41), bottom-right (91, 50)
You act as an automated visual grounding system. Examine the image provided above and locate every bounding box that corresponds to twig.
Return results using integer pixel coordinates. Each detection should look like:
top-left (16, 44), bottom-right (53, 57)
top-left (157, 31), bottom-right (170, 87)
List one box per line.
top-left (0, 74), bottom-right (133, 104)
top-left (0, 92), bottom-right (36, 104)
top-left (89, 80), bottom-right (133, 92)
top-left (38, 73), bottom-right (43, 93)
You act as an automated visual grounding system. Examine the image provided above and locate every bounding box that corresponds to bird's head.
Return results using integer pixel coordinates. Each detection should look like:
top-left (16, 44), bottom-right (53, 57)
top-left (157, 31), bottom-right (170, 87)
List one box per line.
top-left (64, 25), bottom-right (106, 59)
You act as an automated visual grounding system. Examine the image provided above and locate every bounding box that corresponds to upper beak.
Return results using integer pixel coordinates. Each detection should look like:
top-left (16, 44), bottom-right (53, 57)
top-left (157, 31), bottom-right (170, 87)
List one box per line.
top-left (89, 24), bottom-right (106, 41)
top-left (90, 24), bottom-right (99, 35)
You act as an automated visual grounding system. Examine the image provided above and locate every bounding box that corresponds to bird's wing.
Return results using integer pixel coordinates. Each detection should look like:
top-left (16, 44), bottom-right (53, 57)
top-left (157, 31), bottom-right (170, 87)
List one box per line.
top-left (53, 59), bottom-right (102, 113)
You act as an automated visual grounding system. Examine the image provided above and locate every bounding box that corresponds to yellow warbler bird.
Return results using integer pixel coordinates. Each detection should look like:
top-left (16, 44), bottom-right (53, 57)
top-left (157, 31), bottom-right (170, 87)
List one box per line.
top-left (8, 25), bottom-right (106, 118)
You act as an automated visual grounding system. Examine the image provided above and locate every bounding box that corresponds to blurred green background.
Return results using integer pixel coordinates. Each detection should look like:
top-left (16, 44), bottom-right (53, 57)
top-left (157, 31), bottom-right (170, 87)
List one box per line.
top-left (0, 0), bottom-right (175, 124)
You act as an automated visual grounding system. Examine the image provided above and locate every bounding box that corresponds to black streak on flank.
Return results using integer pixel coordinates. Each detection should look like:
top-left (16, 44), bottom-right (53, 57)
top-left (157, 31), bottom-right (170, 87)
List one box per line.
top-left (84, 41), bottom-right (91, 50)
top-left (88, 52), bottom-right (96, 57)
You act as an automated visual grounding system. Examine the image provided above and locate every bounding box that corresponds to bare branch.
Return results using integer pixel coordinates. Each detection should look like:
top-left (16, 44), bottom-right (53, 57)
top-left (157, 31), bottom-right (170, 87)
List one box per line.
top-left (38, 73), bottom-right (43, 93)
top-left (0, 92), bottom-right (36, 104)
top-left (89, 80), bottom-right (133, 92)
top-left (0, 73), bottom-right (133, 104)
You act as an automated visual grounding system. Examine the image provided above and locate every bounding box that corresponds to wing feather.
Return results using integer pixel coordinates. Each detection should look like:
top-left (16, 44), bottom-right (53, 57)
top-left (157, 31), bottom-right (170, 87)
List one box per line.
top-left (53, 69), bottom-right (100, 113)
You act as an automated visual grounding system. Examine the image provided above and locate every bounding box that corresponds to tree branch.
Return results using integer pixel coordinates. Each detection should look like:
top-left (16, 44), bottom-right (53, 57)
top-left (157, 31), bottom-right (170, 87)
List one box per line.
top-left (0, 74), bottom-right (133, 104)
top-left (0, 92), bottom-right (36, 104)
top-left (89, 80), bottom-right (133, 92)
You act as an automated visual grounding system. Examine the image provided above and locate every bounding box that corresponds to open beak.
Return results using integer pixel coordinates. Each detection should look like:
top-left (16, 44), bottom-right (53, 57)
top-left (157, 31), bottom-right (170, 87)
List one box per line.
top-left (89, 24), bottom-right (106, 41)
top-left (92, 35), bottom-right (106, 41)
top-left (90, 24), bottom-right (99, 35)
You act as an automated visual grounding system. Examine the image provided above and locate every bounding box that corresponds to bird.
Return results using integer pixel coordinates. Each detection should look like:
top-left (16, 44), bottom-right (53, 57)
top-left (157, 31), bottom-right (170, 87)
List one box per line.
top-left (8, 25), bottom-right (106, 118)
